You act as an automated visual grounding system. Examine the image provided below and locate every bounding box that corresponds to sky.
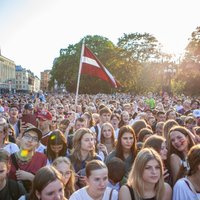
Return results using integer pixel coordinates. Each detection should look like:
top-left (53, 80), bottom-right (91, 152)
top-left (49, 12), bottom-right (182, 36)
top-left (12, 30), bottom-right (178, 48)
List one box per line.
top-left (0, 0), bottom-right (199, 78)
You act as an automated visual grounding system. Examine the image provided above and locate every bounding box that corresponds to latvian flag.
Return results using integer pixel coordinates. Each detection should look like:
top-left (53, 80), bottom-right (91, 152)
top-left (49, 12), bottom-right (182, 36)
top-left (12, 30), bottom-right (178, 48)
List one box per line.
top-left (81, 46), bottom-right (121, 88)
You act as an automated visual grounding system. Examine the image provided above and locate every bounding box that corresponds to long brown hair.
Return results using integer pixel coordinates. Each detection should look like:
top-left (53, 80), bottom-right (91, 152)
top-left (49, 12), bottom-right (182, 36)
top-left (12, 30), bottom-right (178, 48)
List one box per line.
top-left (29, 166), bottom-right (64, 200)
top-left (47, 130), bottom-right (67, 162)
top-left (168, 126), bottom-right (194, 160)
top-left (115, 125), bottom-right (137, 160)
top-left (71, 128), bottom-right (96, 168)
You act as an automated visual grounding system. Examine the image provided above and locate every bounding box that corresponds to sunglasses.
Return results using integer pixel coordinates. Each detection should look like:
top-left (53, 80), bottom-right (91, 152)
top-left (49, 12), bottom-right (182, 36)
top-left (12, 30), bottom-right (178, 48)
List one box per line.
top-left (57, 107), bottom-right (64, 109)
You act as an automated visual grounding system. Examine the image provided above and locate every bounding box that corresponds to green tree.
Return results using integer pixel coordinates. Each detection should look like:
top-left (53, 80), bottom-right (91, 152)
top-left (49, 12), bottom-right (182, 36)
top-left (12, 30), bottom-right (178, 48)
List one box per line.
top-left (175, 26), bottom-right (200, 95)
top-left (50, 35), bottom-right (122, 93)
top-left (117, 33), bottom-right (163, 62)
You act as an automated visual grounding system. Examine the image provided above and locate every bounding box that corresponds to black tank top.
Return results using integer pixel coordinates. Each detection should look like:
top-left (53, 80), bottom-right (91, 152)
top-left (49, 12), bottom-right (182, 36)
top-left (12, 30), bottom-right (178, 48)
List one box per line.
top-left (126, 185), bottom-right (156, 200)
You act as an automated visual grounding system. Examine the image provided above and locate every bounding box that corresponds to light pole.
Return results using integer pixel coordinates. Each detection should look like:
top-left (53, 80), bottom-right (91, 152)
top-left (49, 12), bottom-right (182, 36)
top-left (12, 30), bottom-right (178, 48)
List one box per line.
top-left (163, 64), bottom-right (176, 96)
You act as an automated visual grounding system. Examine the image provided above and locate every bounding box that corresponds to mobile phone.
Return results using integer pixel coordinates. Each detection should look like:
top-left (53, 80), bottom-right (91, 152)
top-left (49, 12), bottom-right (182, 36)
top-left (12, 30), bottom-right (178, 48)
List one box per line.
top-left (21, 114), bottom-right (37, 127)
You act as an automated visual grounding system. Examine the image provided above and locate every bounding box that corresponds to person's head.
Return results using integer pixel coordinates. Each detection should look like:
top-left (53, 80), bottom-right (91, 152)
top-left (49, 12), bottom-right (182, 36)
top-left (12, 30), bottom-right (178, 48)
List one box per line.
top-left (52, 157), bottom-right (75, 198)
top-left (30, 166), bottom-right (65, 200)
top-left (20, 127), bottom-right (42, 152)
top-left (116, 125), bottom-right (137, 160)
top-left (127, 148), bottom-right (164, 199)
top-left (123, 103), bottom-right (132, 114)
top-left (156, 111), bottom-right (166, 122)
top-left (187, 144), bottom-right (200, 176)
top-left (143, 135), bottom-right (167, 160)
top-left (106, 157), bottom-right (125, 184)
top-left (166, 109), bottom-right (177, 120)
top-left (163, 119), bottom-right (179, 141)
top-left (85, 160), bottom-right (108, 197)
top-left (37, 111), bottom-right (52, 132)
top-left (0, 121), bottom-right (9, 144)
top-left (132, 120), bottom-right (147, 139)
top-left (120, 111), bottom-right (130, 124)
top-left (100, 122), bottom-right (115, 145)
top-left (82, 112), bottom-right (95, 128)
top-left (47, 130), bottom-right (67, 160)
top-left (58, 119), bottom-right (70, 133)
top-left (110, 113), bottom-right (121, 128)
top-left (183, 99), bottom-right (191, 110)
top-left (0, 150), bottom-right (10, 183)
top-left (168, 126), bottom-right (195, 159)
top-left (184, 116), bottom-right (197, 132)
top-left (9, 105), bottom-right (19, 118)
top-left (99, 107), bottom-right (112, 124)
top-left (24, 103), bottom-right (34, 114)
top-left (72, 128), bottom-right (96, 160)
top-left (138, 128), bottom-right (153, 143)
top-left (57, 104), bottom-right (64, 114)
top-left (191, 100), bottom-right (199, 110)
top-left (155, 121), bottom-right (164, 136)
top-left (66, 110), bottom-right (76, 121)
top-left (92, 113), bottom-right (100, 125)
top-left (74, 117), bottom-right (87, 131)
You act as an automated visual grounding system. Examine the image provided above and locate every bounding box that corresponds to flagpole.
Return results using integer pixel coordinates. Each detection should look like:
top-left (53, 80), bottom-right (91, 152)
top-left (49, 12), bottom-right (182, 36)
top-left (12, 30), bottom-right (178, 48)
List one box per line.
top-left (75, 39), bottom-right (85, 108)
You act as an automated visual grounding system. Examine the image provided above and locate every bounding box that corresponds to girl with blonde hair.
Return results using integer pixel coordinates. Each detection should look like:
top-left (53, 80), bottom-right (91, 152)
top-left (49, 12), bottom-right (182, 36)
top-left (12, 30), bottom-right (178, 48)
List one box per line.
top-left (52, 157), bottom-right (75, 198)
top-left (119, 148), bottom-right (172, 200)
top-left (97, 122), bottom-right (116, 157)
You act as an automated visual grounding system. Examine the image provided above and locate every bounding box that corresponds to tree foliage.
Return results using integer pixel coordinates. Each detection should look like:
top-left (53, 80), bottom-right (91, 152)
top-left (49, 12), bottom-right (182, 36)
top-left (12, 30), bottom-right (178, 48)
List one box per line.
top-left (49, 27), bottom-right (200, 95)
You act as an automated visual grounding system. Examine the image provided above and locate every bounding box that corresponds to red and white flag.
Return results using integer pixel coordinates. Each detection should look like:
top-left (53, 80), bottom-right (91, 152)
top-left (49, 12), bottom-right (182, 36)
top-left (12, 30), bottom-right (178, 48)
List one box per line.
top-left (81, 46), bottom-right (121, 88)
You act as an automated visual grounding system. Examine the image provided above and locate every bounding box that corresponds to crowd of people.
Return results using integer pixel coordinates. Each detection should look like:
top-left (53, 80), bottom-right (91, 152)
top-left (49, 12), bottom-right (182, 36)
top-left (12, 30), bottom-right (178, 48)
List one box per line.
top-left (0, 90), bottom-right (200, 200)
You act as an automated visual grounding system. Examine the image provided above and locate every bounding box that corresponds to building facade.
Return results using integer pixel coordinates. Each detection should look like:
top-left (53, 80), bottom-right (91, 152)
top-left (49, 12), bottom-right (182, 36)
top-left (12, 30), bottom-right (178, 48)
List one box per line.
top-left (40, 70), bottom-right (51, 92)
top-left (0, 54), bottom-right (16, 94)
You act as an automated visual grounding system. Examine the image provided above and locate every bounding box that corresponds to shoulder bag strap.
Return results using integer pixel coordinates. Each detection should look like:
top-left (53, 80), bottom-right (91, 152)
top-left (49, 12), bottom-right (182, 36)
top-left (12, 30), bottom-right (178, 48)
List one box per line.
top-left (109, 188), bottom-right (114, 200)
top-left (11, 153), bottom-right (19, 170)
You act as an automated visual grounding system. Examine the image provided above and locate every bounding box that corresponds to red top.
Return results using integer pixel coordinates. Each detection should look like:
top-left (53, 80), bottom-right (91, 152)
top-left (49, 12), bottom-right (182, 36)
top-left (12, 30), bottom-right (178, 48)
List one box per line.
top-left (9, 152), bottom-right (47, 180)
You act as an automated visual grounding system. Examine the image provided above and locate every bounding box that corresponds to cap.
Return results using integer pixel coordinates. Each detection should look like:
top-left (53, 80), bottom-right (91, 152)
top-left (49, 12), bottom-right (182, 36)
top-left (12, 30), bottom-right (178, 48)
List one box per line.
top-left (22, 127), bottom-right (43, 141)
top-left (193, 109), bottom-right (200, 118)
top-left (24, 103), bottom-right (34, 110)
top-left (37, 111), bottom-right (52, 121)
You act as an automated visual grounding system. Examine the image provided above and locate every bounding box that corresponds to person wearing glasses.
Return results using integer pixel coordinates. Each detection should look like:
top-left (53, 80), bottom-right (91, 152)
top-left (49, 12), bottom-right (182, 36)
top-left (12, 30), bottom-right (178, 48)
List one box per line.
top-left (52, 157), bottom-right (76, 199)
top-left (8, 127), bottom-right (47, 192)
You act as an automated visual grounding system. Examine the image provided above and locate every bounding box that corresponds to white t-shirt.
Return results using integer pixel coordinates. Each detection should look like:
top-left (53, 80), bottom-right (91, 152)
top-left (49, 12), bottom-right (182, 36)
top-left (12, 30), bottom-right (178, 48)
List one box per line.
top-left (173, 178), bottom-right (200, 200)
top-left (69, 186), bottom-right (118, 200)
top-left (3, 143), bottom-right (19, 154)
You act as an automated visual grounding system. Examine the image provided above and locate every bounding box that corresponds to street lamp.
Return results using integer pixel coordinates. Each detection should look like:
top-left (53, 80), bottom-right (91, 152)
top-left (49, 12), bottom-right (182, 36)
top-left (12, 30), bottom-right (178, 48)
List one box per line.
top-left (163, 64), bottom-right (176, 96)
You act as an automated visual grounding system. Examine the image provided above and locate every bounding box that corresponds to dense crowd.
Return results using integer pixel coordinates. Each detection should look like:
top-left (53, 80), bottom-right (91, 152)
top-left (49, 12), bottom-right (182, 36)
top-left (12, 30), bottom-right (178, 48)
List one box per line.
top-left (0, 90), bottom-right (200, 200)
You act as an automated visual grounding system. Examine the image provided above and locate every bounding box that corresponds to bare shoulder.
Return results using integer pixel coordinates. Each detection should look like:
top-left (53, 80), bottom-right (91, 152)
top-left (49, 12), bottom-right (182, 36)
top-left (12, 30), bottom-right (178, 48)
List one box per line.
top-left (163, 182), bottom-right (172, 200)
top-left (170, 153), bottom-right (181, 163)
top-left (119, 185), bottom-right (132, 200)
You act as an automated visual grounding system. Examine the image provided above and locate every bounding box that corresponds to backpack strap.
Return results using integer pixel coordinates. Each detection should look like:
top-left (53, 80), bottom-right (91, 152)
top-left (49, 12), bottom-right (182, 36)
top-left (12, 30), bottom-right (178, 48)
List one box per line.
top-left (94, 125), bottom-right (99, 139)
top-left (11, 153), bottom-right (19, 170)
top-left (109, 188), bottom-right (114, 200)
